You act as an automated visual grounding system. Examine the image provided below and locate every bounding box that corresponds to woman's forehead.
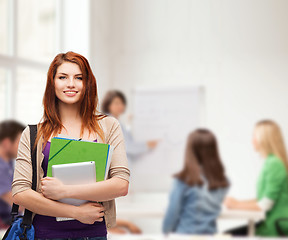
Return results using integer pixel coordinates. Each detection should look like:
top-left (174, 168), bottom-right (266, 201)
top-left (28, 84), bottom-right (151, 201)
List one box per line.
top-left (56, 62), bottom-right (82, 75)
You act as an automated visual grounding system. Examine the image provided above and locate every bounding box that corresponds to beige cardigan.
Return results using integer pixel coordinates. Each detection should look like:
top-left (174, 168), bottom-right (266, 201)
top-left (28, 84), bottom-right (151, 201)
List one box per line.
top-left (11, 116), bottom-right (130, 229)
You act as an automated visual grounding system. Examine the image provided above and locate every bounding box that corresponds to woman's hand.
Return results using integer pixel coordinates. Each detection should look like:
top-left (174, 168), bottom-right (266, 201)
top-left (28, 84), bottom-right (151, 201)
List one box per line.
top-left (224, 197), bottom-right (261, 211)
top-left (147, 140), bottom-right (160, 149)
top-left (224, 196), bottom-right (239, 209)
top-left (125, 222), bottom-right (142, 234)
top-left (41, 177), bottom-right (66, 200)
top-left (74, 202), bottom-right (105, 224)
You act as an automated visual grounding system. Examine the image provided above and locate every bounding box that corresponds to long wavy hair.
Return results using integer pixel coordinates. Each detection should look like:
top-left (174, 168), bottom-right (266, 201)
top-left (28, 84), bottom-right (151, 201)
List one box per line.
top-left (36, 51), bottom-right (107, 147)
top-left (255, 120), bottom-right (288, 171)
top-left (175, 129), bottom-right (229, 190)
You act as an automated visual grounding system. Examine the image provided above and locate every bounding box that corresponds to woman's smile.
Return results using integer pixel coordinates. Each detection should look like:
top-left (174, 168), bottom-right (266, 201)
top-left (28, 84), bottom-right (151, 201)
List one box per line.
top-left (63, 90), bottom-right (79, 97)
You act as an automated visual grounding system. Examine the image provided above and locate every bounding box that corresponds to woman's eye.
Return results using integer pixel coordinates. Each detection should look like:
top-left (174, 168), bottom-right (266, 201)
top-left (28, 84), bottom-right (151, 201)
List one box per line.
top-left (59, 76), bottom-right (66, 80)
top-left (76, 77), bottom-right (82, 80)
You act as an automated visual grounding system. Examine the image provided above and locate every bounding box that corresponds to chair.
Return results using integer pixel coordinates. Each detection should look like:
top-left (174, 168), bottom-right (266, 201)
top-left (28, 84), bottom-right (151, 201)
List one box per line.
top-left (275, 218), bottom-right (288, 236)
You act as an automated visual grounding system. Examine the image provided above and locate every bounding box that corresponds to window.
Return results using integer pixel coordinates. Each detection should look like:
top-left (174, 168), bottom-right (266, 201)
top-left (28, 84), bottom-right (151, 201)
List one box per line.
top-left (0, 0), bottom-right (60, 123)
top-left (0, 68), bottom-right (9, 120)
top-left (15, 67), bottom-right (46, 124)
top-left (0, 0), bottom-right (10, 55)
top-left (17, 0), bottom-right (58, 63)
top-left (0, 0), bottom-right (90, 123)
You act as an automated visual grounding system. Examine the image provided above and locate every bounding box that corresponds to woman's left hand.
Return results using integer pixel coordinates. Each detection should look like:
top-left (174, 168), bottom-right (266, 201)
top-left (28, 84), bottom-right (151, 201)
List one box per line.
top-left (41, 177), bottom-right (66, 200)
top-left (224, 197), bottom-right (239, 209)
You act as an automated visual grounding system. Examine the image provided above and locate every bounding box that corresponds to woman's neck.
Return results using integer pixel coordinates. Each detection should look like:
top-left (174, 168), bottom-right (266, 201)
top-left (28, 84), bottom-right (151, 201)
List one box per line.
top-left (58, 101), bottom-right (81, 125)
top-left (110, 113), bottom-right (119, 119)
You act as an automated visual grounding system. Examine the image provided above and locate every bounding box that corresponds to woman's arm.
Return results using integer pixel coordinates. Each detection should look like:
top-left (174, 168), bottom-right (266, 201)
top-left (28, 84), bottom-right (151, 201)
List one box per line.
top-left (162, 180), bottom-right (186, 234)
top-left (13, 189), bottom-right (105, 224)
top-left (224, 197), bottom-right (261, 211)
top-left (42, 118), bottom-right (130, 202)
top-left (41, 177), bottom-right (128, 202)
top-left (12, 127), bottom-right (105, 224)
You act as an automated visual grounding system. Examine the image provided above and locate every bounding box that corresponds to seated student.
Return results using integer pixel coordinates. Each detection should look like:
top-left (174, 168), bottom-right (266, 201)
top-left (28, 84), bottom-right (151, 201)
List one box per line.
top-left (163, 129), bottom-right (229, 235)
top-left (225, 120), bottom-right (288, 236)
top-left (0, 120), bottom-right (25, 227)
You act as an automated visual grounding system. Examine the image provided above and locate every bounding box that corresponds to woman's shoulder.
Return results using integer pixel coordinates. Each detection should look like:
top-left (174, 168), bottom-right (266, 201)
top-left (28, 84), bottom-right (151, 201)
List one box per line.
top-left (97, 115), bottom-right (120, 130)
top-left (97, 115), bottom-right (123, 142)
top-left (17, 124), bottom-right (39, 150)
top-left (264, 154), bottom-right (287, 177)
top-left (20, 125), bottom-right (31, 140)
top-left (266, 154), bottom-right (285, 168)
top-left (173, 177), bottom-right (199, 192)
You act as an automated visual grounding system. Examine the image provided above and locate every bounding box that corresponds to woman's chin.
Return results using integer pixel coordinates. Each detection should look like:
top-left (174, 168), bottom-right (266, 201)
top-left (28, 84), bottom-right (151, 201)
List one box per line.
top-left (58, 97), bottom-right (81, 105)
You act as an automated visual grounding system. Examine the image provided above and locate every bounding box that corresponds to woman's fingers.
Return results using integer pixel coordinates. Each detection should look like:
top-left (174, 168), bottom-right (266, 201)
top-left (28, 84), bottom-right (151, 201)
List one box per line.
top-left (77, 202), bottom-right (106, 224)
top-left (95, 217), bottom-right (103, 222)
top-left (41, 177), bottom-right (53, 181)
top-left (85, 202), bottom-right (105, 210)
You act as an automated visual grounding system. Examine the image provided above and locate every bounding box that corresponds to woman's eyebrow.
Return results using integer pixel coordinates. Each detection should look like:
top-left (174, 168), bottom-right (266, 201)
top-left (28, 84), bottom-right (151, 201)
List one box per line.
top-left (57, 73), bottom-right (82, 76)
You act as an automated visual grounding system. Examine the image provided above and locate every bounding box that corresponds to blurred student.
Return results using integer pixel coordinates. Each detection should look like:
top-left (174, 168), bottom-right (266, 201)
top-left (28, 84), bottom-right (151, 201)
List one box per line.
top-left (163, 129), bottom-right (229, 235)
top-left (225, 120), bottom-right (288, 236)
top-left (0, 120), bottom-right (25, 227)
top-left (101, 90), bottom-right (158, 162)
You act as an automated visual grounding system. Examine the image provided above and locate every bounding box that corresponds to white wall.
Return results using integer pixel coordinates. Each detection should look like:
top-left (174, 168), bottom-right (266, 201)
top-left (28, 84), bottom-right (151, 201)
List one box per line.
top-left (91, 0), bottom-right (288, 198)
top-left (89, 0), bottom-right (113, 103)
top-left (62, 0), bottom-right (90, 58)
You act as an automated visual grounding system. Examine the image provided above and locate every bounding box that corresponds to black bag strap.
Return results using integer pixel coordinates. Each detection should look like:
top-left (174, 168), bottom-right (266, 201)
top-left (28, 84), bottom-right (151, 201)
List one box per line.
top-left (10, 124), bottom-right (38, 227)
top-left (22, 124), bottom-right (38, 227)
top-left (10, 203), bottom-right (19, 221)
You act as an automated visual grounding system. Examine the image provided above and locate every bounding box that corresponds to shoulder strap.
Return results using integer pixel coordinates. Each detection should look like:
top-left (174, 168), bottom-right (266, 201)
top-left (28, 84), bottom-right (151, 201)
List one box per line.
top-left (11, 124), bottom-right (38, 226)
top-left (21, 124), bottom-right (38, 227)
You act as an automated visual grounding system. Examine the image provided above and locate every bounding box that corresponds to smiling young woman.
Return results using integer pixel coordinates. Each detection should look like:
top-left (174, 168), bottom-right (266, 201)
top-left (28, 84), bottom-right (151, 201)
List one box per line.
top-left (11, 52), bottom-right (130, 240)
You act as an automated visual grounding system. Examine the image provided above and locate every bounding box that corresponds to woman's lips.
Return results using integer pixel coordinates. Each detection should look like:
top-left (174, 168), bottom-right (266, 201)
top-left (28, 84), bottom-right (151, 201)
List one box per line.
top-left (63, 91), bottom-right (78, 97)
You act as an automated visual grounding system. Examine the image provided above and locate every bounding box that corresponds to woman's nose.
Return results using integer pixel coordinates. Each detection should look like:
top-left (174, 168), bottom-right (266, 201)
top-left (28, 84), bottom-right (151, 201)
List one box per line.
top-left (67, 77), bottom-right (75, 87)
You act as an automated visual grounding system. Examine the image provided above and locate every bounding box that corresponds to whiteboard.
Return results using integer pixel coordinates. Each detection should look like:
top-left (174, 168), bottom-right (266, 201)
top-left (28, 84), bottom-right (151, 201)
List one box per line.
top-left (130, 86), bottom-right (205, 192)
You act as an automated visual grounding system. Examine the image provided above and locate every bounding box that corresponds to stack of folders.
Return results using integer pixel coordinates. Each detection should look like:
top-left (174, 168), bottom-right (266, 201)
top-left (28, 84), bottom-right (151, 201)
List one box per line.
top-left (47, 136), bottom-right (114, 181)
top-left (46, 136), bottom-right (114, 222)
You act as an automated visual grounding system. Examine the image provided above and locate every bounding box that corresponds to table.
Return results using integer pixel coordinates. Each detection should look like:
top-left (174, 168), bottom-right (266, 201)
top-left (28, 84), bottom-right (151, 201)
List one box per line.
top-left (109, 233), bottom-right (272, 240)
top-left (116, 202), bottom-right (265, 236)
top-left (220, 208), bottom-right (265, 236)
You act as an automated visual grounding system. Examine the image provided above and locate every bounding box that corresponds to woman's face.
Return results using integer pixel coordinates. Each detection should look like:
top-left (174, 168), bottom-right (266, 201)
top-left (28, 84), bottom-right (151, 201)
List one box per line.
top-left (54, 62), bottom-right (83, 105)
top-left (252, 129), bottom-right (260, 152)
top-left (108, 97), bottom-right (126, 118)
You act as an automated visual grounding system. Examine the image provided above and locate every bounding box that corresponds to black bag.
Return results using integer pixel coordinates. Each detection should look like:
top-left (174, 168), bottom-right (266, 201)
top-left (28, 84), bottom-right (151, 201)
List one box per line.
top-left (3, 125), bottom-right (38, 240)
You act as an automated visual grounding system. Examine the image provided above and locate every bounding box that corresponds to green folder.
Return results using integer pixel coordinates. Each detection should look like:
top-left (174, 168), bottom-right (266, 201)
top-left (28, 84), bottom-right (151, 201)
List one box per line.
top-left (47, 137), bottom-right (111, 182)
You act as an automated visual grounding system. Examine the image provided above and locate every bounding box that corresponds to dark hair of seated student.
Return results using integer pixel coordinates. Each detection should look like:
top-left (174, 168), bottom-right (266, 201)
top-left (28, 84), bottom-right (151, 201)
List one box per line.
top-left (0, 120), bottom-right (25, 143)
top-left (101, 90), bottom-right (127, 115)
top-left (175, 129), bottom-right (229, 189)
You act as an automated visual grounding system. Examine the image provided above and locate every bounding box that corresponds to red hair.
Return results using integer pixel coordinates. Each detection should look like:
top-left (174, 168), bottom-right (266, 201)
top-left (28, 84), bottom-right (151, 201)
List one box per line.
top-left (36, 51), bottom-right (107, 146)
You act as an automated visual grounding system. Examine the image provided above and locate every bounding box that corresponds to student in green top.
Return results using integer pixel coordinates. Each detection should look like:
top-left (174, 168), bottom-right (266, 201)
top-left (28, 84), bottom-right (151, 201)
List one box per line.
top-left (225, 119), bottom-right (288, 236)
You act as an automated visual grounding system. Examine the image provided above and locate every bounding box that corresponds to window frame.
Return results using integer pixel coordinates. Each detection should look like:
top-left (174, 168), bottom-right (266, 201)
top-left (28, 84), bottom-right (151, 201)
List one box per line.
top-left (0, 0), bottom-right (63, 119)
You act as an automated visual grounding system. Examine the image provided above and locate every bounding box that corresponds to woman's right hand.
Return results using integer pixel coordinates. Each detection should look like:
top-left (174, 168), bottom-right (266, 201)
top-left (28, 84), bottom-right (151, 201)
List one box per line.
top-left (74, 202), bottom-right (105, 224)
top-left (224, 197), bottom-right (238, 209)
top-left (147, 140), bottom-right (160, 149)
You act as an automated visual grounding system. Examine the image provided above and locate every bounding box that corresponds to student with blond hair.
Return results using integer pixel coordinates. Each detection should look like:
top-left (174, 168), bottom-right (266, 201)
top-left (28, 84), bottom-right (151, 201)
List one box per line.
top-left (225, 120), bottom-right (288, 236)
